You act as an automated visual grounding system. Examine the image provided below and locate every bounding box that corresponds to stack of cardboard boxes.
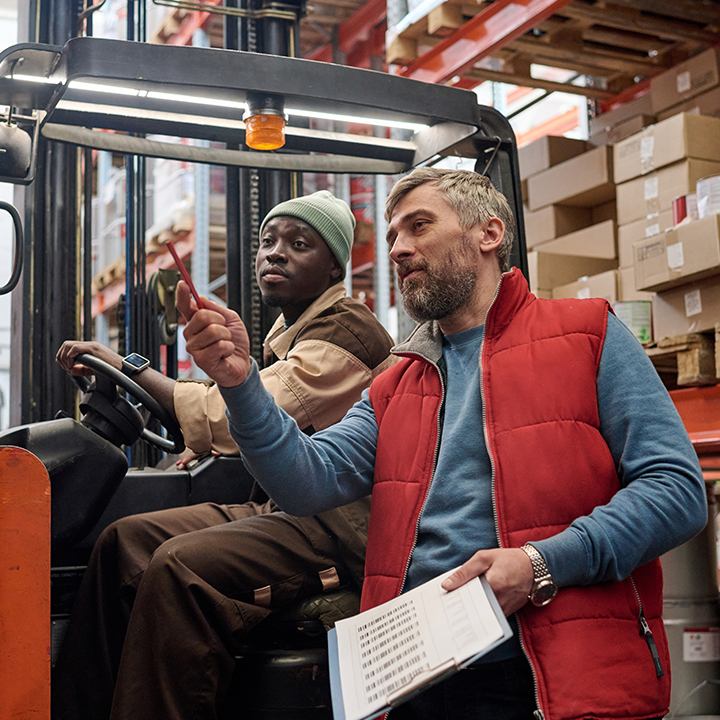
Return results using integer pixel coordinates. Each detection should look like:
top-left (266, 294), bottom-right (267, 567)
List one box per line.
top-left (521, 46), bottom-right (720, 348)
top-left (521, 138), bottom-right (618, 303)
top-left (619, 113), bottom-right (720, 340)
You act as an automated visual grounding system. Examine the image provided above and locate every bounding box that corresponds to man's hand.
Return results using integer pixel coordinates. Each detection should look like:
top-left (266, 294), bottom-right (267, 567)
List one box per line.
top-left (177, 281), bottom-right (251, 388)
top-left (56, 340), bottom-right (123, 375)
top-left (441, 548), bottom-right (534, 616)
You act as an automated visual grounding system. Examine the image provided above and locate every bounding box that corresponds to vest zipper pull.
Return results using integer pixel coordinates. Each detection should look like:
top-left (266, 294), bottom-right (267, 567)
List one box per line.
top-left (639, 611), bottom-right (664, 678)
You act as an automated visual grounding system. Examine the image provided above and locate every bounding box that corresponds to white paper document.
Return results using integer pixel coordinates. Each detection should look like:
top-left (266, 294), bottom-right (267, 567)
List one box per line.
top-left (328, 571), bottom-right (512, 720)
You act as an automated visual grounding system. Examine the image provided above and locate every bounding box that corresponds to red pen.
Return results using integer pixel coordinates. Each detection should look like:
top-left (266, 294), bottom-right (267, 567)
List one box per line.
top-left (166, 240), bottom-right (205, 309)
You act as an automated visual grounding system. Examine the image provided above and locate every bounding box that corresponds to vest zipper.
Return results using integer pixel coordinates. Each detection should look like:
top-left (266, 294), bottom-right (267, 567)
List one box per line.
top-left (481, 274), bottom-right (545, 718)
top-left (396, 353), bottom-right (446, 597)
top-left (630, 574), bottom-right (664, 678)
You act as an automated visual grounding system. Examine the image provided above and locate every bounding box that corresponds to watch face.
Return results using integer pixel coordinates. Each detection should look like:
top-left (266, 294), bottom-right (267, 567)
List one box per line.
top-left (531, 580), bottom-right (558, 607)
top-left (123, 353), bottom-right (150, 372)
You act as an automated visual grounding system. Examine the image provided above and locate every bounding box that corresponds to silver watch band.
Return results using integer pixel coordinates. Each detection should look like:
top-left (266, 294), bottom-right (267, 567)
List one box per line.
top-left (522, 543), bottom-right (551, 581)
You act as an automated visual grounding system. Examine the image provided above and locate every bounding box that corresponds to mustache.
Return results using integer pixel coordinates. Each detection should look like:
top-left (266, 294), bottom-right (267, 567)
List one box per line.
top-left (396, 260), bottom-right (428, 282)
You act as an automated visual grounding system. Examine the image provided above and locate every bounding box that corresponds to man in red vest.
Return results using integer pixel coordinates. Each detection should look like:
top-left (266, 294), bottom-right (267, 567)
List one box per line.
top-left (181, 167), bottom-right (706, 720)
top-left (52, 191), bottom-right (395, 720)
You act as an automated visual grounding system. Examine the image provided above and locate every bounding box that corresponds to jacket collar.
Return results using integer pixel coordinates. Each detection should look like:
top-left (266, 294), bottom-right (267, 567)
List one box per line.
top-left (391, 268), bottom-right (532, 363)
top-left (267, 282), bottom-right (347, 360)
top-left (484, 267), bottom-right (533, 337)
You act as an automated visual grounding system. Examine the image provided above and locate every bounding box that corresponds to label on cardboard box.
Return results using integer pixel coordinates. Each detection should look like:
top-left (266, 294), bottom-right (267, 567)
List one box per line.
top-left (646, 223), bottom-right (660, 237)
top-left (677, 71), bottom-right (692, 95)
top-left (697, 175), bottom-right (720, 219)
top-left (666, 242), bottom-right (684, 269)
top-left (577, 287), bottom-right (591, 299)
top-left (685, 289), bottom-right (702, 317)
top-left (644, 177), bottom-right (659, 200)
top-left (637, 239), bottom-right (665, 263)
top-left (684, 628), bottom-right (720, 662)
top-left (640, 135), bottom-right (654, 161)
top-left (640, 135), bottom-right (654, 172)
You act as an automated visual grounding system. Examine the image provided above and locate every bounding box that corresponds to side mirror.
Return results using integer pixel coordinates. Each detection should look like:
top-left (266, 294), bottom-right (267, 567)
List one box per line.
top-left (0, 200), bottom-right (23, 295)
top-left (0, 122), bottom-right (31, 179)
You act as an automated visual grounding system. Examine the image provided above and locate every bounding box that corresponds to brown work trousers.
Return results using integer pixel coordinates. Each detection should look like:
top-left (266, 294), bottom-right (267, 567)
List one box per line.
top-left (51, 501), bottom-right (356, 720)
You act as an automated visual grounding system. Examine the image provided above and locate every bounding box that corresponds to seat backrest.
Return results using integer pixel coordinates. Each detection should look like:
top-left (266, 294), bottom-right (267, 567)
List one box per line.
top-left (1, 417), bottom-right (128, 550)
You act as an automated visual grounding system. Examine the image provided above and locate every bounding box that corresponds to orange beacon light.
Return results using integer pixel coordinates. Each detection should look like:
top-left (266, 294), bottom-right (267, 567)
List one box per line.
top-left (243, 92), bottom-right (286, 151)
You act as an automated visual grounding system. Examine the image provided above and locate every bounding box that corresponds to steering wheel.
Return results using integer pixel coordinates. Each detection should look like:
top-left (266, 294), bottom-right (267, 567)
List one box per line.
top-left (72, 352), bottom-right (185, 454)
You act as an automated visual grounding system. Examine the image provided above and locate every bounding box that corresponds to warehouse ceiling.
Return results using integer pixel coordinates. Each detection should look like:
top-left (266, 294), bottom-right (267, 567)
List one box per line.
top-left (151, 0), bottom-right (720, 101)
top-left (308, 0), bottom-right (720, 101)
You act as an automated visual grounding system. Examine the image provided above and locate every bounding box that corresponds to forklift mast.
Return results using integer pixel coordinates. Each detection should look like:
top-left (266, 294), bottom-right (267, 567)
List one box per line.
top-left (7, 1), bottom-right (525, 431)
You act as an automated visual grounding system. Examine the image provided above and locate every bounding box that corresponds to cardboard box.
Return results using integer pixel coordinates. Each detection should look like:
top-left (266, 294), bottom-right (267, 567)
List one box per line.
top-left (633, 215), bottom-right (720, 292)
top-left (651, 47), bottom-right (720, 114)
top-left (528, 251), bottom-right (617, 294)
top-left (588, 114), bottom-right (656, 148)
top-left (616, 159), bottom-right (720, 225)
top-left (524, 204), bottom-right (593, 248)
top-left (587, 130), bottom-right (611, 149)
top-left (592, 201), bottom-right (617, 224)
top-left (589, 92), bottom-right (655, 136)
top-left (552, 270), bottom-right (618, 303)
top-left (527, 146), bottom-right (615, 211)
top-left (658, 86), bottom-right (720, 122)
top-left (518, 135), bottom-right (587, 181)
top-left (617, 210), bottom-right (674, 267)
top-left (612, 300), bottom-right (653, 343)
top-left (653, 275), bottom-right (720, 339)
top-left (618, 266), bottom-right (655, 302)
top-left (534, 219), bottom-right (616, 259)
top-left (613, 113), bottom-right (720, 184)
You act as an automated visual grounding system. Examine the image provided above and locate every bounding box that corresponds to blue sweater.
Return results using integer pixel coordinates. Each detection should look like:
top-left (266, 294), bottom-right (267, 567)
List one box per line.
top-left (220, 313), bottom-right (706, 597)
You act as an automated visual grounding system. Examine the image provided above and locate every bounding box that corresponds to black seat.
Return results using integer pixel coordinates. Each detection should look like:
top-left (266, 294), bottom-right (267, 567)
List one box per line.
top-left (1, 418), bottom-right (128, 550)
top-left (221, 587), bottom-right (361, 720)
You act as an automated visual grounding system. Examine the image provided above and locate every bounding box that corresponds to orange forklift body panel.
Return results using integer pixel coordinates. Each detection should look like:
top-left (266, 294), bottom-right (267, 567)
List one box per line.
top-left (0, 446), bottom-right (51, 719)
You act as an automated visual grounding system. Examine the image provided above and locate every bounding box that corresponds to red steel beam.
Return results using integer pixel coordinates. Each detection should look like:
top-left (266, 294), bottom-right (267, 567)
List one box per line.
top-left (306, 0), bottom-right (386, 62)
top-left (167, 0), bottom-right (222, 47)
top-left (599, 78), bottom-right (651, 114)
top-left (398, 0), bottom-right (575, 85)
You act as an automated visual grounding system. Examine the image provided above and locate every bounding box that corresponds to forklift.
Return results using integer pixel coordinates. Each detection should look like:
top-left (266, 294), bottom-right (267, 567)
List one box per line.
top-left (0, 4), bottom-right (527, 717)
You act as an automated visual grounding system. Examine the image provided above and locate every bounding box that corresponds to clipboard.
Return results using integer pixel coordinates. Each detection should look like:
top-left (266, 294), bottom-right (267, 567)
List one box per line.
top-left (328, 573), bottom-right (512, 720)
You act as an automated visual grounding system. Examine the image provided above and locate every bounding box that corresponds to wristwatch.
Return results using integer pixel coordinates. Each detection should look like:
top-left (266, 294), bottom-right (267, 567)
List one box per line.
top-left (122, 352), bottom-right (151, 376)
top-left (521, 544), bottom-right (558, 607)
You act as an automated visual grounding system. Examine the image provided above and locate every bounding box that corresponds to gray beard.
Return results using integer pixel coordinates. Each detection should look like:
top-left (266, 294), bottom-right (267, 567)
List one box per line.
top-left (401, 264), bottom-right (477, 323)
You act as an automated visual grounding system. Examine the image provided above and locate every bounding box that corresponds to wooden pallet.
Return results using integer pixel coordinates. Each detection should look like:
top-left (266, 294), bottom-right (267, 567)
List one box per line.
top-left (645, 332), bottom-right (717, 389)
top-left (387, 0), bottom-right (720, 98)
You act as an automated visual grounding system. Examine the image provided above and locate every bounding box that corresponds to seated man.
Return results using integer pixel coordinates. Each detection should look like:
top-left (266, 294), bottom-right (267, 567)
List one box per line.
top-left (52, 190), bottom-right (396, 720)
top-left (181, 168), bottom-right (708, 720)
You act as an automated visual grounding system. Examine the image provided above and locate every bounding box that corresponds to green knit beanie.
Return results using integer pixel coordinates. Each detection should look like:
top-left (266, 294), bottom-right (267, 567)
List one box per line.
top-left (260, 190), bottom-right (355, 279)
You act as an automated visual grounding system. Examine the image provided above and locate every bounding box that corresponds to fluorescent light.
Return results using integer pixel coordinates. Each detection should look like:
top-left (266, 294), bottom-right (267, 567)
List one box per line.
top-left (146, 90), bottom-right (246, 110)
top-left (33, 76), bottom-right (427, 131)
top-left (69, 80), bottom-right (141, 96)
top-left (285, 106), bottom-right (426, 132)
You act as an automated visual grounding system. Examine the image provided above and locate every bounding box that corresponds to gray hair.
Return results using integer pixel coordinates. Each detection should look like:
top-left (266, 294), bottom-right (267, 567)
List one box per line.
top-left (385, 167), bottom-right (516, 272)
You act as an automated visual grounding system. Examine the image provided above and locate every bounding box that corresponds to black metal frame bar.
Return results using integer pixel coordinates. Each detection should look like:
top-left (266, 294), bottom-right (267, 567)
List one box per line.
top-left (0, 36), bottom-right (526, 267)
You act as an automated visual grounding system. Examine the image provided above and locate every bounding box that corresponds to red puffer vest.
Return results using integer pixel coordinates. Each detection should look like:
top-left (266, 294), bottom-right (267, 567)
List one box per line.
top-left (365, 268), bottom-right (670, 720)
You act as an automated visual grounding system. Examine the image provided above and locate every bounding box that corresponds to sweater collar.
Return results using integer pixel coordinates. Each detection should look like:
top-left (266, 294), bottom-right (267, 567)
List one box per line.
top-left (266, 282), bottom-right (347, 360)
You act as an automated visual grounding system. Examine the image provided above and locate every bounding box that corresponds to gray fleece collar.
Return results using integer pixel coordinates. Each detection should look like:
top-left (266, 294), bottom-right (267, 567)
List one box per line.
top-left (392, 321), bottom-right (445, 365)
